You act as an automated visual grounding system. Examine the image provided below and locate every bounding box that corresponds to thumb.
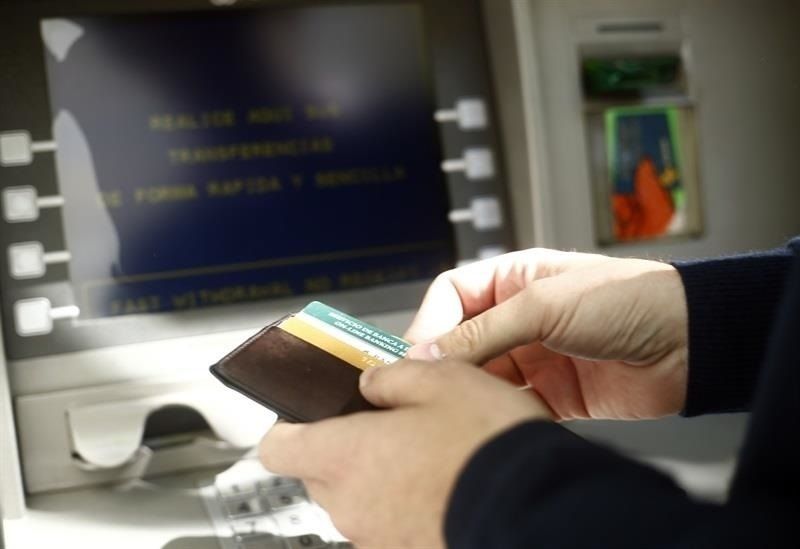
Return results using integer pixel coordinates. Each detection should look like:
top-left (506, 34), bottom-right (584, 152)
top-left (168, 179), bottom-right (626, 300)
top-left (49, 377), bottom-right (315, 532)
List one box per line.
top-left (359, 360), bottom-right (445, 408)
top-left (407, 285), bottom-right (550, 365)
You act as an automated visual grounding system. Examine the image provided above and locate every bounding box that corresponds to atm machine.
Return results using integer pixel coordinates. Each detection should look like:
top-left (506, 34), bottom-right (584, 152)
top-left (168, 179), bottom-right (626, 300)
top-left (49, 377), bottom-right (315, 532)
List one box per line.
top-left (2, 0), bottom-right (799, 548)
top-left (0, 1), bottom-right (517, 547)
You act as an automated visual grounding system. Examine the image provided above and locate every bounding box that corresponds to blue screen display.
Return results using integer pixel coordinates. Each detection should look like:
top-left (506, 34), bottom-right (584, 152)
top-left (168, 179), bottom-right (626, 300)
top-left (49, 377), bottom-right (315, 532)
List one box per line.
top-left (41, 4), bottom-right (454, 318)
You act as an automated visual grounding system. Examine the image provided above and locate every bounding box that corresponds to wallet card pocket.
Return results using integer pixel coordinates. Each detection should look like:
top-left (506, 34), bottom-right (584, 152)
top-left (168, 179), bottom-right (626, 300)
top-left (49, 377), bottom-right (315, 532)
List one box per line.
top-left (210, 320), bottom-right (377, 422)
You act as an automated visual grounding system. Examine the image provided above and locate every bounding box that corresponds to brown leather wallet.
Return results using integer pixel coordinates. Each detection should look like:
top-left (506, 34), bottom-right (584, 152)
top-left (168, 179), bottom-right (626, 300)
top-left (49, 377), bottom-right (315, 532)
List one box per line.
top-left (210, 317), bottom-right (377, 422)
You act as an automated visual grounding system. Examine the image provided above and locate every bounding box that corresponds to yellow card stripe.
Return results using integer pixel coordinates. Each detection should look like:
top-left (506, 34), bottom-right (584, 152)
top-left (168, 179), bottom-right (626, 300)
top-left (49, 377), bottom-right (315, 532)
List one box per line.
top-left (278, 316), bottom-right (383, 371)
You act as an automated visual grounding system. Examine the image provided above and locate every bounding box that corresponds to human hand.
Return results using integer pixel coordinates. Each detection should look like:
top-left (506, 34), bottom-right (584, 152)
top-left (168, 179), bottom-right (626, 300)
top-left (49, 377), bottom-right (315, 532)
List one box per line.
top-left (259, 360), bottom-right (551, 549)
top-left (405, 249), bottom-right (688, 420)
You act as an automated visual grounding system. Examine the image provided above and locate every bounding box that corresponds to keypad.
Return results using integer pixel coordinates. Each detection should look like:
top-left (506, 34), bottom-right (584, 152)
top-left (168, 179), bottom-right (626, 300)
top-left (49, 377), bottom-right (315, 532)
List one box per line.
top-left (201, 459), bottom-right (352, 549)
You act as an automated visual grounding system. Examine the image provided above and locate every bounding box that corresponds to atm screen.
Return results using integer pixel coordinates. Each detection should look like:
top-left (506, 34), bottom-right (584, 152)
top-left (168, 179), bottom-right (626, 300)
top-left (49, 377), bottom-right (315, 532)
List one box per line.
top-left (40, 4), bottom-right (454, 319)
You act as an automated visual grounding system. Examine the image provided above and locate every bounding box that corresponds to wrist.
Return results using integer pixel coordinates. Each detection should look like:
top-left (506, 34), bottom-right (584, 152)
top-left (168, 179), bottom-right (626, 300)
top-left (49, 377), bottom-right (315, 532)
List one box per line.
top-left (672, 248), bottom-right (793, 415)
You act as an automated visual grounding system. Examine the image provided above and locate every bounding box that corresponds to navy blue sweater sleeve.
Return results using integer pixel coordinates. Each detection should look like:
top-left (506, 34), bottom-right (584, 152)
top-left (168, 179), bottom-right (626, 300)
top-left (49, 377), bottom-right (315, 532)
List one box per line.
top-left (446, 422), bottom-right (795, 549)
top-left (672, 242), bottom-right (795, 415)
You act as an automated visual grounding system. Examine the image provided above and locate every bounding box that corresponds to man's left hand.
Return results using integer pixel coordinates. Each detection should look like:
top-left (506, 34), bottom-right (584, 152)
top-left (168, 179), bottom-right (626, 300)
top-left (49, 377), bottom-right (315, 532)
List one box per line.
top-left (259, 359), bottom-right (552, 549)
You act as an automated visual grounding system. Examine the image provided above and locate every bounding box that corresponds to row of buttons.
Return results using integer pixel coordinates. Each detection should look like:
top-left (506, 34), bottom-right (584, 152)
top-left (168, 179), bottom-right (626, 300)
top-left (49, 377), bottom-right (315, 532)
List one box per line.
top-left (0, 130), bottom-right (56, 167)
top-left (7, 241), bottom-right (70, 280)
top-left (1, 131), bottom-right (77, 338)
top-left (2, 185), bottom-right (64, 223)
top-left (436, 99), bottom-right (508, 261)
top-left (3, 186), bottom-right (72, 336)
top-left (437, 100), bottom-right (501, 232)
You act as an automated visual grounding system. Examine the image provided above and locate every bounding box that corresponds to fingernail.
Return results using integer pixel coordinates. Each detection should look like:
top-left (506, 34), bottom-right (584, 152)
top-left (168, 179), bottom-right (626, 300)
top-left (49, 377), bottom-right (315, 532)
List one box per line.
top-left (406, 342), bottom-right (445, 361)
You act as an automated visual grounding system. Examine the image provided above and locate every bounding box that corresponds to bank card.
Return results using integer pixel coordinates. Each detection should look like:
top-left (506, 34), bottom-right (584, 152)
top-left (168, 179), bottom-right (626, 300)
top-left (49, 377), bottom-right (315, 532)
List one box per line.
top-left (278, 301), bottom-right (409, 371)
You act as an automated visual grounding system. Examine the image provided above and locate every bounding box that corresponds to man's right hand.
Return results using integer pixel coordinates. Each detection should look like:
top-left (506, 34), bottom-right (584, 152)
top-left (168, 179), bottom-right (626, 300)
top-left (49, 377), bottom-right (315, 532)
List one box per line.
top-left (405, 249), bottom-right (689, 420)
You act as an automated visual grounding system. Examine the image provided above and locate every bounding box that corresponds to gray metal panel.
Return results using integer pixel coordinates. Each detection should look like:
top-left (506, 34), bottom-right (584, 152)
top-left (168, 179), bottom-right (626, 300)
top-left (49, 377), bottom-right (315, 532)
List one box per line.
top-left (0, 317), bottom-right (24, 518)
top-left (526, 0), bottom-right (800, 257)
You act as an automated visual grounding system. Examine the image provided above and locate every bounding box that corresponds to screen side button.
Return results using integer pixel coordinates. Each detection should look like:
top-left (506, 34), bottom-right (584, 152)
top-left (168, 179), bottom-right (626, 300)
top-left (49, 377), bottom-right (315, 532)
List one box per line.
top-left (2, 186), bottom-right (66, 223)
top-left (8, 242), bottom-right (46, 279)
top-left (448, 196), bottom-right (504, 231)
top-left (0, 130), bottom-right (57, 167)
top-left (0, 131), bottom-right (33, 167)
top-left (471, 196), bottom-right (503, 230)
top-left (2, 186), bottom-right (39, 223)
top-left (13, 298), bottom-right (80, 337)
top-left (441, 147), bottom-right (495, 180)
top-left (13, 298), bottom-right (53, 336)
top-left (434, 98), bottom-right (489, 131)
top-left (456, 98), bottom-right (489, 130)
top-left (463, 148), bottom-right (495, 180)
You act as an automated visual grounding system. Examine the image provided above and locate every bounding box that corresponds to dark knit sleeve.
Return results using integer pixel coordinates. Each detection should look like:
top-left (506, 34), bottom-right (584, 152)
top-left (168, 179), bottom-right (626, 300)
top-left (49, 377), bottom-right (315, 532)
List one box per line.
top-left (445, 421), bottom-right (795, 549)
top-left (671, 242), bottom-right (795, 416)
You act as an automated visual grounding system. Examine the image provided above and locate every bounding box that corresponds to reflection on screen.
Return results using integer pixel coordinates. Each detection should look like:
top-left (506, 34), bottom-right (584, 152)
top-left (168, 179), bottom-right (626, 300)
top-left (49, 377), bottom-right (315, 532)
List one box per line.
top-left (40, 5), bottom-right (454, 319)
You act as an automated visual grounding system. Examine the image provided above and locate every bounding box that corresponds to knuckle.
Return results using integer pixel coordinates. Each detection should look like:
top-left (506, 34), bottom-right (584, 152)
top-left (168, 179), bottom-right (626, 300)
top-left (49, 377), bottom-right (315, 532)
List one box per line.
top-left (430, 270), bottom-right (455, 291)
top-left (522, 285), bottom-right (550, 335)
top-left (451, 317), bottom-right (484, 355)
